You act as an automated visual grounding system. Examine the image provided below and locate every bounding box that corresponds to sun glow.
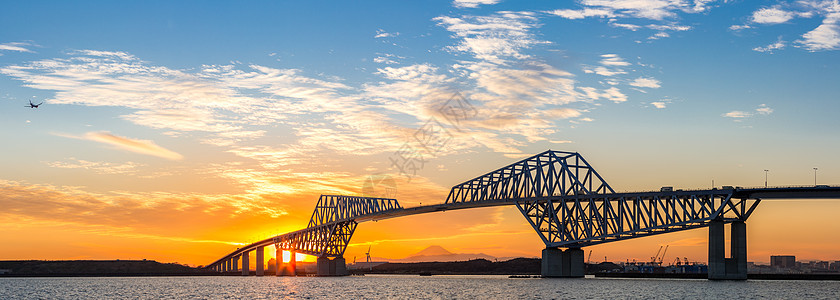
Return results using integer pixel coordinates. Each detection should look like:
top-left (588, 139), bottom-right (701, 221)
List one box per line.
top-left (280, 250), bottom-right (312, 263)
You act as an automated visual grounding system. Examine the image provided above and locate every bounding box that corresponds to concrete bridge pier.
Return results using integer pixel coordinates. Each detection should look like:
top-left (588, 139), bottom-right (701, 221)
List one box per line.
top-left (241, 250), bottom-right (250, 275)
top-left (541, 247), bottom-right (584, 278)
top-left (316, 256), bottom-right (349, 276)
top-left (289, 250), bottom-right (296, 276)
top-left (708, 220), bottom-right (747, 280)
top-left (256, 247), bottom-right (265, 276)
top-left (275, 247), bottom-right (282, 276)
top-left (233, 256), bottom-right (239, 272)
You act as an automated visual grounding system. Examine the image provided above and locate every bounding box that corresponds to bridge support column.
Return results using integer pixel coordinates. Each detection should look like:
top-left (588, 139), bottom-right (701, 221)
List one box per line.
top-left (708, 220), bottom-right (747, 280)
top-left (233, 256), bottom-right (239, 272)
top-left (256, 247), bottom-right (265, 276)
top-left (290, 250), bottom-right (296, 276)
top-left (541, 247), bottom-right (584, 278)
top-left (242, 251), bottom-right (250, 276)
top-left (316, 256), bottom-right (349, 276)
top-left (275, 247), bottom-right (282, 276)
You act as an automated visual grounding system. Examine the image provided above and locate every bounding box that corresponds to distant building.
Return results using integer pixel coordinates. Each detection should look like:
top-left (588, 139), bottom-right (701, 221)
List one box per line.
top-left (0, 269), bottom-right (10, 274)
top-left (770, 255), bottom-right (796, 268)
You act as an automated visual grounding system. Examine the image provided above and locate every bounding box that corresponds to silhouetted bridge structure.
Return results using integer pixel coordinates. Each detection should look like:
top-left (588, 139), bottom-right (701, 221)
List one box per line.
top-left (207, 150), bottom-right (840, 280)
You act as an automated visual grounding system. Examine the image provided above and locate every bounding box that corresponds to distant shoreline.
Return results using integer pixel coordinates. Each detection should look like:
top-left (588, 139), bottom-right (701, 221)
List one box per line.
top-left (3, 259), bottom-right (839, 281)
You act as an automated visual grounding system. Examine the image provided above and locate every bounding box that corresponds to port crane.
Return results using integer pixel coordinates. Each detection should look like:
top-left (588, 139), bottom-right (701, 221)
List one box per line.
top-left (650, 245), bottom-right (669, 266)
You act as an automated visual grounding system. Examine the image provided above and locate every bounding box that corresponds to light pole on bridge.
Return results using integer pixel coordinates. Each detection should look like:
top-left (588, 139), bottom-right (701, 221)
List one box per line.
top-left (764, 169), bottom-right (769, 188)
top-left (814, 167), bottom-right (818, 186)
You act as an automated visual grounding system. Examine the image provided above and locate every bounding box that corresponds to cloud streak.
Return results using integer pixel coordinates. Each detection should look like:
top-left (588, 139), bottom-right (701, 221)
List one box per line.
top-left (0, 42), bottom-right (35, 54)
top-left (88, 132), bottom-right (184, 160)
top-left (54, 131), bottom-right (183, 160)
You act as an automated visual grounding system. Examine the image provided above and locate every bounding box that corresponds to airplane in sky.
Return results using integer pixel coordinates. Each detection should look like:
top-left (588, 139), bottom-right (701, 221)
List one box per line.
top-left (25, 100), bottom-right (43, 108)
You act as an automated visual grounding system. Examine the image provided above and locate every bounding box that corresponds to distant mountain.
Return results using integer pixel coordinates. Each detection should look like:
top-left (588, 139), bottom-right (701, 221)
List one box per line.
top-left (387, 245), bottom-right (499, 263)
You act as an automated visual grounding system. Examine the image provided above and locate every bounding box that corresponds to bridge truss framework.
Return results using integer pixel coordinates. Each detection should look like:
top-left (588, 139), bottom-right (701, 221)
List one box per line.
top-left (207, 150), bottom-right (838, 279)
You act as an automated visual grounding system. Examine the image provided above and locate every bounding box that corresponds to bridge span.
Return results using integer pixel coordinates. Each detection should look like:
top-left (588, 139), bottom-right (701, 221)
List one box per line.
top-left (206, 150), bottom-right (840, 280)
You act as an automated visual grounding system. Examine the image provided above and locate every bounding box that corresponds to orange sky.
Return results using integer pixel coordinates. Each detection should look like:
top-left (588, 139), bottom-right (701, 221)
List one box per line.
top-left (2, 171), bottom-right (840, 267)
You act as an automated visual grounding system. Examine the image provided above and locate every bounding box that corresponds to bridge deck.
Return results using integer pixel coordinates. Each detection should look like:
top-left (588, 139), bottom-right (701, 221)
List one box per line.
top-left (358, 186), bottom-right (840, 222)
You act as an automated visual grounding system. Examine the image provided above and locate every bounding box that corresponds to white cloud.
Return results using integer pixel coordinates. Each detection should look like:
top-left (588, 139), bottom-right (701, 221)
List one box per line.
top-left (0, 52), bottom-right (349, 146)
top-left (755, 104), bottom-right (774, 115)
top-left (753, 38), bottom-right (787, 53)
top-left (602, 87), bottom-right (627, 103)
top-left (647, 24), bottom-right (691, 31)
top-left (651, 101), bottom-right (666, 108)
top-left (629, 77), bottom-right (661, 88)
top-left (434, 12), bottom-right (547, 63)
top-left (752, 6), bottom-right (796, 24)
top-left (546, 8), bottom-right (613, 19)
top-left (375, 29), bottom-right (399, 38)
top-left (743, 2), bottom-right (840, 52)
top-left (729, 24), bottom-right (752, 31)
top-left (648, 32), bottom-right (670, 39)
top-left (0, 42), bottom-right (35, 53)
top-left (797, 13), bottom-right (840, 51)
top-left (610, 22), bottom-right (642, 31)
top-left (723, 110), bottom-right (751, 118)
top-left (723, 104), bottom-right (773, 119)
top-left (577, 0), bottom-right (690, 20)
top-left (599, 54), bottom-right (631, 66)
top-left (584, 65), bottom-right (627, 76)
top-left (374, 53), bottom-right (404, 64)
top-left (453, 0), bottom-right (501, 8)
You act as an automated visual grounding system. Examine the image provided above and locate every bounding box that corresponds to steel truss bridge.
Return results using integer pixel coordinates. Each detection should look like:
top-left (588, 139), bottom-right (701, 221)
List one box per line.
top-left (207, 150), bottom-right (840, 279)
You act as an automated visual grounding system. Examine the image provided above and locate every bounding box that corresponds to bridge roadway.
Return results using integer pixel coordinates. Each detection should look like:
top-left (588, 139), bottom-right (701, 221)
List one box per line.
top-left (360, 185), bottom-right (840, 221)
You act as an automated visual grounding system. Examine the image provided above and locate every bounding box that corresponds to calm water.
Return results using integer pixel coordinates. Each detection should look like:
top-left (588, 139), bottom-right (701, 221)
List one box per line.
top-left (2, 275), bottom-right (839, 299)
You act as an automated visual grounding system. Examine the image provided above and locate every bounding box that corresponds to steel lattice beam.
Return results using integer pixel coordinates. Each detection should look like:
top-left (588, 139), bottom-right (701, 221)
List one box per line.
top-left (206, 195), bottom-right (399, 269)
top-left (445, 150), bottom-right (614, 204)
top-left (515, 192), bottom-right (760, 248)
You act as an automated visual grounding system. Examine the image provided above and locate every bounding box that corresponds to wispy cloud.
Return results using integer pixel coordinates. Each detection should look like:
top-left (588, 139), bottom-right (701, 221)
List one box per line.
top-left (629, 77), bottom-right (661, 88)
top-left (544, 0), bottom-right (710, 39)
top-left (755, 103), bottom-right (774, 115)
top-left (0, 179), bottom-right (290, 239)
top-left (0, 42), bottom-right (35, 54)
top-left (736, 1), bottom-right (840, 52)
top-left (599, 54), bottom-right (631, 66)
top-left (44, 158), bottom-right (145, 175)
top-left (452, 0), bottom-right (501, 9)
top-left (753, 37), bottom-right (787, 53)
top-left (797, 13), bottom-right (840, 51)
top-left (374, 29), bottom-right (399, 38)
top-left (723, 110), bottom-right (751, 119)
top-left (85, 132), bottom-right (183, 160)
top-left (546, 8), bottom-right (613, 19)
top-left (434, 12), bottom-right (546, 63)
top-left (55, 131), bottom-right (184, 160)
top-left (723, 104), bottom-right (774, 120)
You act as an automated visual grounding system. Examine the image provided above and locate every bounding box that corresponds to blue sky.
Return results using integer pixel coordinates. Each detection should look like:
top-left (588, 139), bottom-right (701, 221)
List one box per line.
top-left (1, 0), bottom-right (840, 264)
